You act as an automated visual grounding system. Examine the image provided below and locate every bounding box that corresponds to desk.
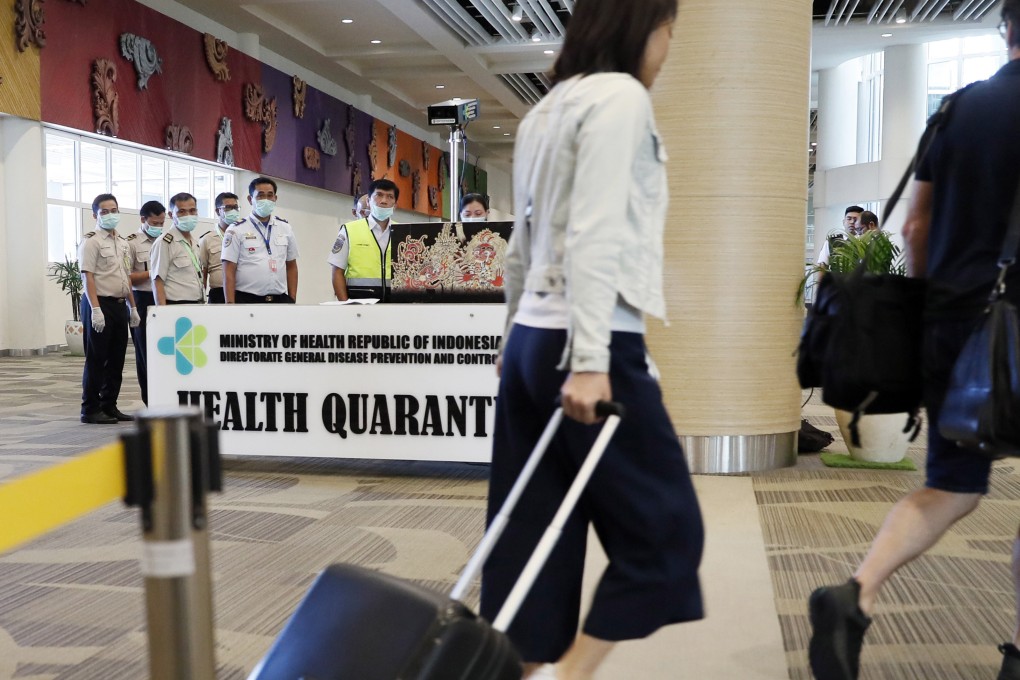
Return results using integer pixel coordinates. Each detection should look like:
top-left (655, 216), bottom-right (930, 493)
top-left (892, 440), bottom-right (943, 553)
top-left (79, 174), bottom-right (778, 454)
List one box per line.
top-left (148, 304), bottom-right (504, 462)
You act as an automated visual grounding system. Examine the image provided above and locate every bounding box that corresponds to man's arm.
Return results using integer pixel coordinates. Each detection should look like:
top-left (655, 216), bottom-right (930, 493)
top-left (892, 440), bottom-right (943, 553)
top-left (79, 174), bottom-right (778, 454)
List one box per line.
top-left (224, 261), bottom-right (237, 303)
top-left (154, 278), bottom-right (167, 305)
top-left (902, 180), bottom-right (934, 278)
top-left (331, 265), bottom-right (349, 301)
top-left (286, 260), bottom-right (298, 301)
top-left (83, 271), bottom-right (99, 308)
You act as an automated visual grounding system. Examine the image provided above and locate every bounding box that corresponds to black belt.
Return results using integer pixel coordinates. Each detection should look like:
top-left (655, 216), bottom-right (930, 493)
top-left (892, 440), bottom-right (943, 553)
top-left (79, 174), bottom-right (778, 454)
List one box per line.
top-left (167, 299), bottom-right (204, 305)
top-left (98, 296), bottom-right (126, 303)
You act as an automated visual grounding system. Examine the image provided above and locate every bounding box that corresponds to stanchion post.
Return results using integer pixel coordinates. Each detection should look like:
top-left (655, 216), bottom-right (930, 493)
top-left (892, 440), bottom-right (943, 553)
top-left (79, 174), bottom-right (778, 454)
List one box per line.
top-left (122, 408), bottom-right (222, 680)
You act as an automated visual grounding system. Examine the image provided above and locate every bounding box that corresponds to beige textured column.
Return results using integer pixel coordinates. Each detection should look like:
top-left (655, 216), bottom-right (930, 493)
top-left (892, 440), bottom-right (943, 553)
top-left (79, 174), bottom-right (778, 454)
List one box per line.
top-left (646, 0), bottom-right (811, 473)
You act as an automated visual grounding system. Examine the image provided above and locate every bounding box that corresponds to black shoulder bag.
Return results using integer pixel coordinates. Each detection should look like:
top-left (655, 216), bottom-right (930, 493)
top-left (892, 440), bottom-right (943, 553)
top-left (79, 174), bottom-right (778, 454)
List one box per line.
top-left (938, 175), bottom-right (1020, 458)
top-left (797, 90), bottom-right (964, 446)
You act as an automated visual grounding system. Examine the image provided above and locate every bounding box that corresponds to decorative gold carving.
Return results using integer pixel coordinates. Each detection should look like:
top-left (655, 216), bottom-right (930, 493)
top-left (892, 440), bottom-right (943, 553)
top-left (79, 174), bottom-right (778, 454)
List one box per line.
top-left (292, 76), bottom-right (306, 118)
top-left (15, 0), bottom-right (46, 52)
top-left (262, 98), bottom-right (278, 153)
top-left (242, 83), bottom-right (278, 153)
top-left (368, 125), bottom-right (378, 177)
top-left (243, 83), bottom-right (264, 120)
top-left (203, 33), bottom-right (230, 81)
top-left (303, 147), bottom-right (320, 170)
top-left (352, 161), bottom-right (363, 198)
top-left (387, 124), bottom-right (398, 169)
top-left (428, 186), bottom-right (439, 212)
top-left (422, 142), bottom-right (431, 171)
top-left (91, 59), bottom-right (119, 137)
top-left (216, 117), bottom-right (234, 166)
top-left (165, 125), bottom-right (194, 154)
top-left (344, 104), bottom-right (355, 168)
top-left (411, 170), bottom-right (422, 210)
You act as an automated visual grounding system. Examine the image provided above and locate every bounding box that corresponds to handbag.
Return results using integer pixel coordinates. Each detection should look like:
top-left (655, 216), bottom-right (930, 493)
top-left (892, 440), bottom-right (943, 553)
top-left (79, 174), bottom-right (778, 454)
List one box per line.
top-left (938, 180), bottom-right (1020, 458)
top-left (796, 91), bottom-right (964, 446)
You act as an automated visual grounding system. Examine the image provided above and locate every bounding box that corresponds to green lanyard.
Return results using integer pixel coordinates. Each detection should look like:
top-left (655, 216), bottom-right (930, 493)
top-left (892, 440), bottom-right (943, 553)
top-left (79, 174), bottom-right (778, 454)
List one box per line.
top-left (180, 238), bottom-right (202, 277)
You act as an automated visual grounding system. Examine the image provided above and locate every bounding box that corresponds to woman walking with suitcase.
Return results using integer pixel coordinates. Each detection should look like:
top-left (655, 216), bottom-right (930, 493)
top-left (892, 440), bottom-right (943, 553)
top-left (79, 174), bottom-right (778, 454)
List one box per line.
top-left (480, 1), bottom-right (705, 678)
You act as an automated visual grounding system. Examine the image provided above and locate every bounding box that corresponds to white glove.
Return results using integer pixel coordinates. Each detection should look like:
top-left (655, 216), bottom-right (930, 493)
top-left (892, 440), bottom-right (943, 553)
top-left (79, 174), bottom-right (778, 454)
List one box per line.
top-left (129, 307), bottom-right (141, 328)
top-left (91, 306), bottom-right (106, 333)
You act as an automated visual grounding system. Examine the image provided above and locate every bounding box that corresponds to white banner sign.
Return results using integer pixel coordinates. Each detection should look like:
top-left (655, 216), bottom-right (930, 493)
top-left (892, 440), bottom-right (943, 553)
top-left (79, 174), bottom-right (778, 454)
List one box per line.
top-left (147, 304), bottom-right (506, 462)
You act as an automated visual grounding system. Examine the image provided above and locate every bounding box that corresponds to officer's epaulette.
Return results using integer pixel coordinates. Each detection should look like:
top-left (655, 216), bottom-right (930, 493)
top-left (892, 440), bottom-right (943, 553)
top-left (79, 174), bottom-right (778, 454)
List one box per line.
top-left (275, 216), bottom-right (289, 223)
top-left (162, 233), bottom-right (174, 244)
top-left (83, 231), bottom-right (96, 238)
top-left (126, 233), bottom-right (137, 240)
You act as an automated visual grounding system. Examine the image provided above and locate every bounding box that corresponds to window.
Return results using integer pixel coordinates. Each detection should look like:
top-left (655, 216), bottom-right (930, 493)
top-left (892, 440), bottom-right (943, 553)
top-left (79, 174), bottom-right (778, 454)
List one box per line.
top-left (927, 33), bottom-right (1007, 116)
top-left (859, 52), bottom-right (884, 164)
top-left (44, 129), bottom-right (234, 262)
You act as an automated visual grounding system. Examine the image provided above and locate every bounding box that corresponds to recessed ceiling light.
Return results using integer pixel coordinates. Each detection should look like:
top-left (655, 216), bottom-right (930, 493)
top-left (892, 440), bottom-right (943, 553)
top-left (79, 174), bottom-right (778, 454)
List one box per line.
top-left (452, 97), bottom-right (461, 101)
top-left (511, 4), bottom-right (523, 22)
top-left (881, 32), bottom-right (893, 37)
top-left (370, 39), bottom-right (382, 44)
top-left (544, 50), bottom-right (554, 55)
top-left (503, 133), bottom-right (510, 136)
top-left (436, 85), bottom-right (445, 89)
top-left (341, 18), bottom-right (353, 24)
top-left (531, 34), bottom-right (541, 42)
top-left (492, 125), bottom-right (501, 129)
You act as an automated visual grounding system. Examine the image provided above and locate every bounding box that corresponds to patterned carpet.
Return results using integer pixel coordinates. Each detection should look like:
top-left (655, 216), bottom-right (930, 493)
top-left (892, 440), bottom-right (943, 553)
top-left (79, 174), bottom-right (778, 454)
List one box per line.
top-left (0, 350), bottom-right (489, 679)
top-left (2, 353), bottom-right (1020, 679)
top-left (764, 396), bottom-right (1020, 679)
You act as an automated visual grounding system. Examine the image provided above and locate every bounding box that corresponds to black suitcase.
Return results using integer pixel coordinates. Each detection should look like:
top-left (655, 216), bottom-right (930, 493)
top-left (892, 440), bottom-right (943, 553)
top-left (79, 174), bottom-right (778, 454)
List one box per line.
top-left (249, 403), bottom-right (624, 680)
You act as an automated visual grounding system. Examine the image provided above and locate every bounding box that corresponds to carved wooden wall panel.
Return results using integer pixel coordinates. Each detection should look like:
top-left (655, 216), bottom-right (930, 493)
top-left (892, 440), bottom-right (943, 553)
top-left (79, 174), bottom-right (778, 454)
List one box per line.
top-left (165, 124), bottom-right (194, 154)
top-left (91, 58), bottom-right (118, 136)
top-left (203, 33), bottom-right (230, 81)
top-left (303, 146), bottom-right (320, 170)
top-left (292, 76), bottom-right (306, 118)
top-left (15, 0), bottom-right (46, 52)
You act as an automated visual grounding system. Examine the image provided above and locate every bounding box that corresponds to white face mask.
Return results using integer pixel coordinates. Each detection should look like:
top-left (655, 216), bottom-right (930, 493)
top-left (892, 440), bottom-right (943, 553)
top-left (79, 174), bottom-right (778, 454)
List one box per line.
top-left (461, 216), bottom-right (487, 223)
top-left (254, 199), bottom-right (276, 218)
top-left (98, 213), bottom-right (121, 231)
top-left (222, 209), bottom-right (241, 225)
top-left (176, 215), bottom-right (199, 233)
top-left (370, 201), bottom-right (394, 222)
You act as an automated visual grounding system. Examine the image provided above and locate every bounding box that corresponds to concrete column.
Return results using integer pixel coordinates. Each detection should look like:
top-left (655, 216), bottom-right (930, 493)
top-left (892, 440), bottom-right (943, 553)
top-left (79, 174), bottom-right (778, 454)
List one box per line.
top-left (1, 117), bottom-right (48, 352)
top-left (817, 61), bottom-right (859, 171)
top-left (881, 44), bottom-right (927, 170)
top-left (236, 33), bottom-right (260, 60)
top-left (647, 0), bottom-right (811, 473)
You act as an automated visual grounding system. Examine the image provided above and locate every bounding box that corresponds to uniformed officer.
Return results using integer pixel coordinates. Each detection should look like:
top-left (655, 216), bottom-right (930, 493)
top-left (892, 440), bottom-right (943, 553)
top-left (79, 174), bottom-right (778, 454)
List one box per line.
top-left (151, 192), bottom-right (205, 305)
top-left (79, 193), bottom-right (141, 424)
top-left (126, 200), bottom-right (165, 405)
top-left (223, 177), bottom-right (300, 303)
top-left (328, 178), bottom-right (398, 301)
top-left (200, 192), bottom-right (240, 304)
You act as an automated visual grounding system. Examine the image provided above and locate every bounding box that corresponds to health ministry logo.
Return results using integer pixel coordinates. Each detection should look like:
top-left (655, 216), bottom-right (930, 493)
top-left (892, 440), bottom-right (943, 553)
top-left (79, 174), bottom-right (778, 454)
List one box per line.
top-left (158, 317), bottom-right (208, 375)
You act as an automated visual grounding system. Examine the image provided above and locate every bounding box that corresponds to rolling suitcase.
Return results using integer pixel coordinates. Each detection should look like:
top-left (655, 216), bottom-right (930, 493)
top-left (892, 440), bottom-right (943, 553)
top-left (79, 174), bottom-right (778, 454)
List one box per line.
top-left (248, 402), bottom-right (625, 680)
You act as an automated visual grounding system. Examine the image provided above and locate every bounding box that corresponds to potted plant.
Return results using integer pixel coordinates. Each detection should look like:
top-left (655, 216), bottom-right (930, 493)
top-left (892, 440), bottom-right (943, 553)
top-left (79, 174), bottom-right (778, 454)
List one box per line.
top-left (47, 255), bottom-right (85, 356)
top-left (800, 230), bottom-right (914, 463)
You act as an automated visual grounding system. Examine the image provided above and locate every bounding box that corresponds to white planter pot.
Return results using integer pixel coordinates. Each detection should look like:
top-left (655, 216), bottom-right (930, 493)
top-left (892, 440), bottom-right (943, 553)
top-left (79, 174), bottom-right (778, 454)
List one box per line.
top-left (64, 320), bottom-right (84, 356)
top-left (835, 409), bottom-right (912, 463)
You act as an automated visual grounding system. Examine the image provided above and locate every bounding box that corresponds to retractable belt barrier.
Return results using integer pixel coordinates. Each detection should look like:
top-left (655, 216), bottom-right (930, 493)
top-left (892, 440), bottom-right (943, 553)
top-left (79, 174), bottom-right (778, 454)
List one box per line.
top-left (0, 409), bottom-right (223, 680)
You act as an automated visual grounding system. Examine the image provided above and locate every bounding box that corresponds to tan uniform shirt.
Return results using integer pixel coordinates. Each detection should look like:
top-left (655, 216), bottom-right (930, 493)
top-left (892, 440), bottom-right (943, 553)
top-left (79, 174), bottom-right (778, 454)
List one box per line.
top-left (198, 227), bottom-right (224, 289)
top-left (127, 231), bottom-right (157, 293)
top-left (150, 226), bottom-right (204, 302)
top-left (78, 228), bottom-right (131, 299)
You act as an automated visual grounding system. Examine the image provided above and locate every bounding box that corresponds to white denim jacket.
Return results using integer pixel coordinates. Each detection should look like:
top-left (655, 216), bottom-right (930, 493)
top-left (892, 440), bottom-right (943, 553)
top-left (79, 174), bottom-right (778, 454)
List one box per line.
top-left (504, 73), bottom-right (669, 373)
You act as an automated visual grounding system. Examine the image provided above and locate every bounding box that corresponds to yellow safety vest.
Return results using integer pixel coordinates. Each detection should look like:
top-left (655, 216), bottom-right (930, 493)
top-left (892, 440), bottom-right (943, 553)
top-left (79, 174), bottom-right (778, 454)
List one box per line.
top-left (344, 218), bottom-right (391, 290)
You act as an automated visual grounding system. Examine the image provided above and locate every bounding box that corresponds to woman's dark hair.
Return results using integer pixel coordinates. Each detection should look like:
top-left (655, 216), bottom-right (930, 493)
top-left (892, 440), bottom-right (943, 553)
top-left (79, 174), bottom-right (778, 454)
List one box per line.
top-left (551, 0), bottom-right (678, 85)
top-left (459, 192), bottom-right (489, 212)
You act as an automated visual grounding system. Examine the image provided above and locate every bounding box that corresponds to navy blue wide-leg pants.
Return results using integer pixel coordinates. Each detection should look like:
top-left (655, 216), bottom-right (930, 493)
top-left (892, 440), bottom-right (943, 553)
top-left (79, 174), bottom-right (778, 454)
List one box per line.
top-left (479, 325), bottom-right (705, 663)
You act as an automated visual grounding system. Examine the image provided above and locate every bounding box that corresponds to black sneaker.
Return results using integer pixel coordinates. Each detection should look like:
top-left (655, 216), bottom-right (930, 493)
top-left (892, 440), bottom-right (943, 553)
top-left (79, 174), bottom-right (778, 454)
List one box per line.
top-left (103, 408), bottom-right (134, 422)
top-left (81, 411), bottom-right (117, 425)
top-left (998, 643), bottom-right (1020, 680)
top-left (808, 579), bottom-right (872, 680)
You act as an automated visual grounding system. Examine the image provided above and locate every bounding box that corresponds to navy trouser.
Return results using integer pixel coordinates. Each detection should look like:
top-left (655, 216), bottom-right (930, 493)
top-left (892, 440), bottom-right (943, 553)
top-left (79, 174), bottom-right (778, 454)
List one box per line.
top-left (130, 289), bottom-right (154, 405)
top-left (479, 325), bottom-right (705, 663)
top-left (80, 296), bottom-right (129, 416)
top-left (207, 287), bottom-right (225, 304)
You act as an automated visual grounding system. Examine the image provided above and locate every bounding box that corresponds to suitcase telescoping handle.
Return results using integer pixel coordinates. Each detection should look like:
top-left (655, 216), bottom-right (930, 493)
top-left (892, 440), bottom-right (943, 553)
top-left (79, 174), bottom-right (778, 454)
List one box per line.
top-left (449, 401), bottom-right (625, 633)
